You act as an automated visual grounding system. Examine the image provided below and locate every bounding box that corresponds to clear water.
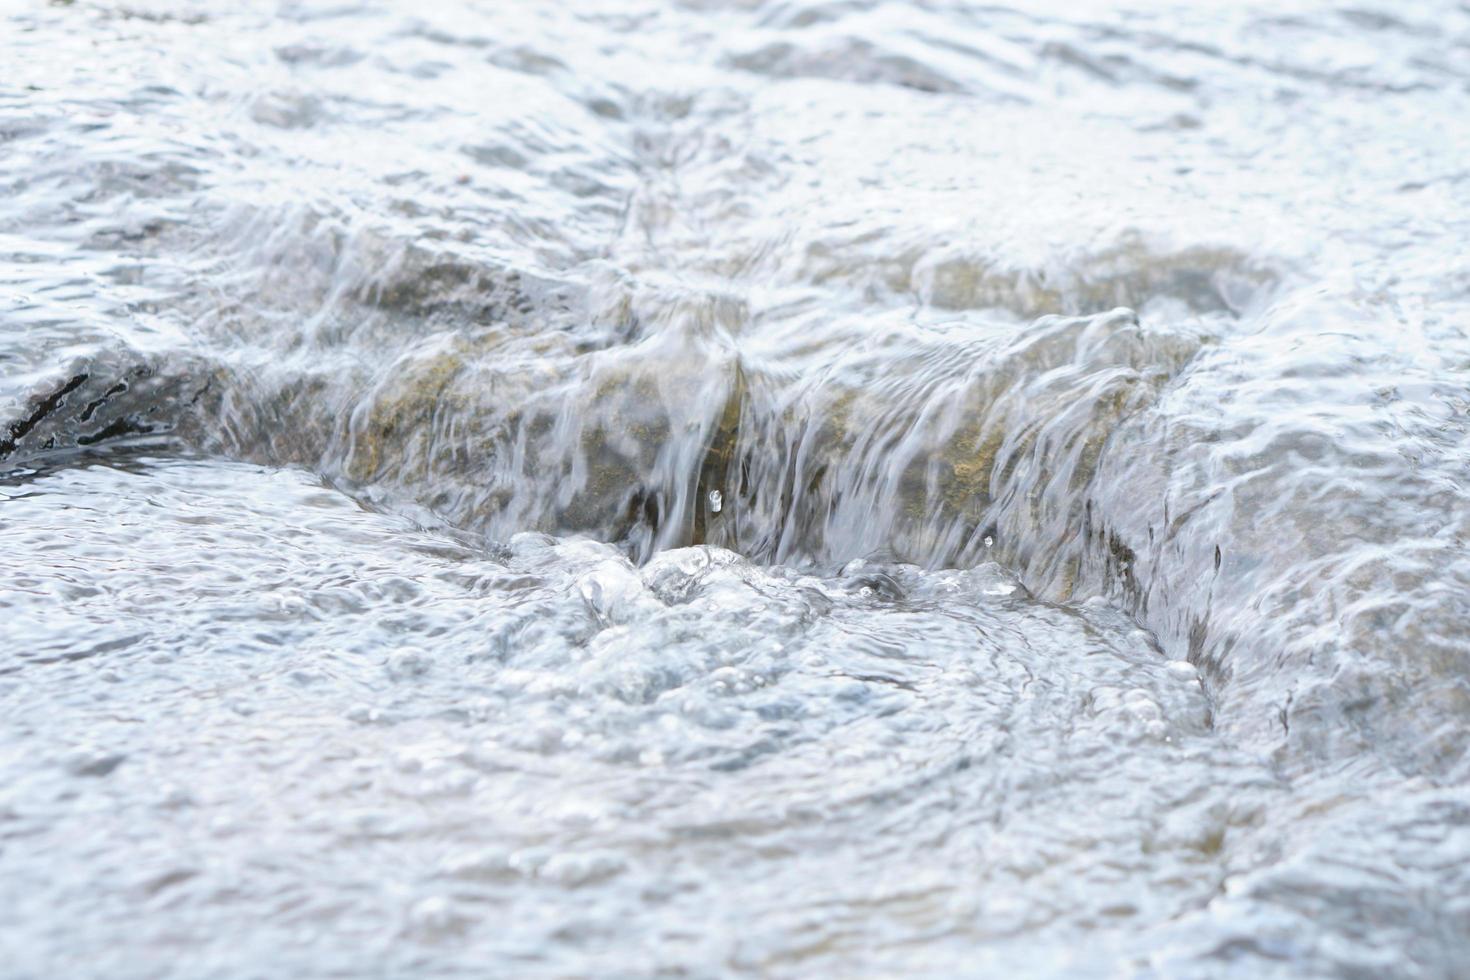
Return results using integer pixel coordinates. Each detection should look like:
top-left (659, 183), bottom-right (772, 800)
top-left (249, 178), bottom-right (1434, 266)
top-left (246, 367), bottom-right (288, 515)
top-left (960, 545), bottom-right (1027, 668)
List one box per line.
top-left (2, 1), bottom-right (1469, 976)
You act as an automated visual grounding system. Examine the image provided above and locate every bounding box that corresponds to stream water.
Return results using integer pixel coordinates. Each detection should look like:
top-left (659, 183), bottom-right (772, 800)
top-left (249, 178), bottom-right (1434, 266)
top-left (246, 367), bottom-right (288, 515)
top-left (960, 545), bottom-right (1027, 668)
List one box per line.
top-left (3, 1), bottom-right (1470, 976)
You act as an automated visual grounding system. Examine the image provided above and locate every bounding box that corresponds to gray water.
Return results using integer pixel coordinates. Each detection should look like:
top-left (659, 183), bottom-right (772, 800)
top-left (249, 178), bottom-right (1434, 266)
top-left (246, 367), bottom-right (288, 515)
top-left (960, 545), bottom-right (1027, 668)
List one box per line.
top-left (2, 0), bottom-right (1469, 976)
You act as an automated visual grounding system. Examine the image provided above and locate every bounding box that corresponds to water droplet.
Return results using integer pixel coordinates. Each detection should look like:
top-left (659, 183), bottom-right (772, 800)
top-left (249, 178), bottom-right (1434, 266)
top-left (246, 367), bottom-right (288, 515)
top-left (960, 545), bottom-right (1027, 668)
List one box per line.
top-left (708, 489), bottom-right (723, 513)
top-left (1166, 660), bottom-right (1198, 680)
top-left (984, 535), bottom-right (994, 548)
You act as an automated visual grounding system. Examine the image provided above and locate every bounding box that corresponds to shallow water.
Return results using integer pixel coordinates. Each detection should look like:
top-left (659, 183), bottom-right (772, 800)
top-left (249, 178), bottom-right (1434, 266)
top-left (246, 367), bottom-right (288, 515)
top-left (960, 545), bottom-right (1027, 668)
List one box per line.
top-left (2, 1), bottom-right (1469, 976)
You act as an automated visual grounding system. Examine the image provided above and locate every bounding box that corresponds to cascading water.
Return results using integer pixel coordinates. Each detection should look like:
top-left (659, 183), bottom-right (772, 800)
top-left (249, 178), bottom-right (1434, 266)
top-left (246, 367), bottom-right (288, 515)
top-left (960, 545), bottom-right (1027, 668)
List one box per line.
top-left (3, 1), bottom-right (1469, 976)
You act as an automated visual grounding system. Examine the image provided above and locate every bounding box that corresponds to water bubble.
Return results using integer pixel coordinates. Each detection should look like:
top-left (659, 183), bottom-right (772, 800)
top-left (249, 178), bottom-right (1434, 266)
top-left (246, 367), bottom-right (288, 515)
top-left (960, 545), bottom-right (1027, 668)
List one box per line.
top-left (386, 649), bottom-right (433, 679)
top-left (540, 851), bottom-right (628, 887)
top-left (708, 489), bottom-right (723, 513)
top-left (407, 895), bottom-right (469, 936)
top-left (345, 703), bottom-right (384, 724)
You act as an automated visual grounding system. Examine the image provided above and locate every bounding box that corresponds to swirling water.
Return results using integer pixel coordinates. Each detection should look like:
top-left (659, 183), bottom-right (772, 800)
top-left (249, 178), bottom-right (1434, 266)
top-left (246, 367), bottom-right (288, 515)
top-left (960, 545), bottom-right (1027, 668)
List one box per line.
top-left (2, 0), bottom-right (1469, 976)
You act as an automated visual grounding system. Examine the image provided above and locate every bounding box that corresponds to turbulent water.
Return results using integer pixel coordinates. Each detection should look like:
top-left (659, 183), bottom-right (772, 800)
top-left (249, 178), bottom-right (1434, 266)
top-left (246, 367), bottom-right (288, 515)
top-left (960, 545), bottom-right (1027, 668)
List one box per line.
top-left (3, 0), bottom-right (1469, 976)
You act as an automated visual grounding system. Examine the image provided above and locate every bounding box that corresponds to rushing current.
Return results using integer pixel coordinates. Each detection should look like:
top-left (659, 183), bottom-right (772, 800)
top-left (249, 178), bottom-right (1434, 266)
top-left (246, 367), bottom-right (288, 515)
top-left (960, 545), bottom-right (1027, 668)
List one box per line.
top-left (3, 0), bottom-right (1469, 976)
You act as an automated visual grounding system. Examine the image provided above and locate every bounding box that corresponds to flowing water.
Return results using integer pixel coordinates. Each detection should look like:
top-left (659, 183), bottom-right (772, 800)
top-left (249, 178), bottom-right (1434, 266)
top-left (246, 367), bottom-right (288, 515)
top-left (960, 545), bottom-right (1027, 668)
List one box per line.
top-left (3, 0), bottom-right (1470, 976)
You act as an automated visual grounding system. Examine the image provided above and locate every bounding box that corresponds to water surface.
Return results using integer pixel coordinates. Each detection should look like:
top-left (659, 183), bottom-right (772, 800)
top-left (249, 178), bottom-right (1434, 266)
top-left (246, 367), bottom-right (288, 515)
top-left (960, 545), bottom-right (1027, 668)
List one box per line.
top-left (3, 0), bottom-right (1469, 976)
